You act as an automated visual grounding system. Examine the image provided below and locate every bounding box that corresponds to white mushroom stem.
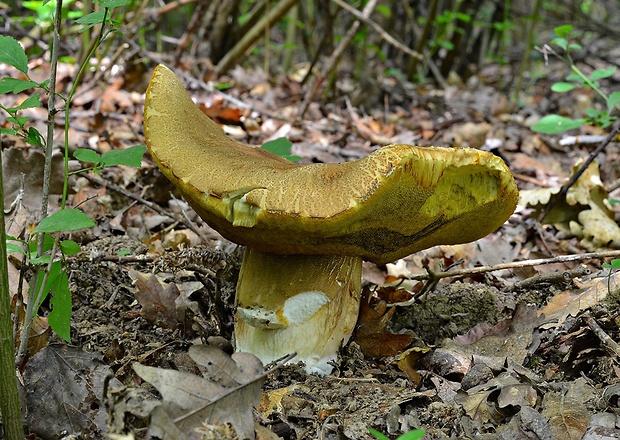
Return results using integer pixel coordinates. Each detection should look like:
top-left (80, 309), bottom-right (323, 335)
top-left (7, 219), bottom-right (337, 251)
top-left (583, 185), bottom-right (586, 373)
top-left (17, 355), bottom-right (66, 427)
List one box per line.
top-left (234, 248), bottom-right (362, 375)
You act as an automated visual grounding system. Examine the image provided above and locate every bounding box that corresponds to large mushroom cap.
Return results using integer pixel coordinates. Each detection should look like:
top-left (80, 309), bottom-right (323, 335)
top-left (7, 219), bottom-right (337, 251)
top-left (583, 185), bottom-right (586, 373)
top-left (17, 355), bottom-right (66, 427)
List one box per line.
top-left (144, 64), bottom-right (519, 264)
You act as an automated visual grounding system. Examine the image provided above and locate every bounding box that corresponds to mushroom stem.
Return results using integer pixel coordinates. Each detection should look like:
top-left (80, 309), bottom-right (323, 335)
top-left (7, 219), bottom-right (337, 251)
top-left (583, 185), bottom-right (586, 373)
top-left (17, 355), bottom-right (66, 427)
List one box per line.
top-left (234, 248), bottom-right (362, 374)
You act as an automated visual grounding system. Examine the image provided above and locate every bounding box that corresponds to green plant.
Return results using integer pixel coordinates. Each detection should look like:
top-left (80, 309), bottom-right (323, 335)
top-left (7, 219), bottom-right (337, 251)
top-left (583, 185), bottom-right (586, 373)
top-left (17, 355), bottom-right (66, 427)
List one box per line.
top-left (532, 25), bottom-right (620, 134)
top-left (0, 0), bottom-right (145, 351)
top-left (261, 137), bottom-right (301, 162)
top-left (368, 427), bottom-right (426, 440)
top-left (602, 258), bottom-right (620, 295)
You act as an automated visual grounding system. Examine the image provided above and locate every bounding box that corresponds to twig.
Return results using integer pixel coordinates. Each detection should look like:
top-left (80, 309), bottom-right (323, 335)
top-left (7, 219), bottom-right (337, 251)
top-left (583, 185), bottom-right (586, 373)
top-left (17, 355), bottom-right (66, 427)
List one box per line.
top-left (586, 317), bottom-right (620, 364)
top-left (405, 250), bottom-right (620, 282)
top-left (345, 97), bottom-right (394, 145)
top-left (330, 0), bottom-right (423, 61)
top-left (509, 265), bottom-right (590, 291)
top-left (537, 120), bottom-right (620, 223)
top-left (214, 0), bottom-right (300, 76)
top-left (123, 37), bottom-right (288, 122)
top-left (81, 173), bottom-right (210, 243)
top-left (298, 0), bottom-right (379, 118)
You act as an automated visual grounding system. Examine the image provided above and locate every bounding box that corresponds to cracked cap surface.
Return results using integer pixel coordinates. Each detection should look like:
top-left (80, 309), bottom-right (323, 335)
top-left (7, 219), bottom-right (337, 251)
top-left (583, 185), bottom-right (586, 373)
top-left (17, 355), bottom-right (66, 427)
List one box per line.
top-left (144, 64), bottom-right (519, 264)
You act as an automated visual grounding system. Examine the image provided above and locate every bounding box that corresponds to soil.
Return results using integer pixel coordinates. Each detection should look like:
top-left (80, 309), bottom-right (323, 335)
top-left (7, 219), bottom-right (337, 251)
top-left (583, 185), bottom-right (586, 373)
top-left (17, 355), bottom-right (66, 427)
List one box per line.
top-left (34, 229), bottom-right (619, 439)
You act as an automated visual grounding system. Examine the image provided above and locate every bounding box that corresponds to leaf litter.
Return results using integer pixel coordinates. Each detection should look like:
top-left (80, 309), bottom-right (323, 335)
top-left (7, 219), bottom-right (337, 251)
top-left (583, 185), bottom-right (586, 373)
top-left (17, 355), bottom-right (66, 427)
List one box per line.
top-left (4, 56), bottom-right (620, 439)
top-left (132, 345), bottom-right (271, 439)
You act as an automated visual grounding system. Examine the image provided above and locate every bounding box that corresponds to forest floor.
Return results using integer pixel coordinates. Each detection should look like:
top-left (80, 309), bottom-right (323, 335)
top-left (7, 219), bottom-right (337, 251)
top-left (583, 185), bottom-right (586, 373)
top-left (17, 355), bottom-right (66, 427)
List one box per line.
top-left (4, 59), bottom-right (620, 439)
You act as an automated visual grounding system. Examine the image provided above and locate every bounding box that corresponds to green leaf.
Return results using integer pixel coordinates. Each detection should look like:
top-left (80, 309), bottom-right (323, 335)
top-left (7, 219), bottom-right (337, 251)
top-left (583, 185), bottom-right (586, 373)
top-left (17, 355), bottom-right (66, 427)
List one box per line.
top-left (565, 72), bottom-right (583, 83)
top-left (214, 82), bottom-right (231, 91)
top-left (7, 116), bottom-right (29, 127)
top-left (11, 93), bottom-right (40, 111)
top-left (75, 10), bottom-right (107, 25)
top-left (6, 242), bottom-right (24, 254)
top-left (30, 254), bottom-right (51, 265)
top-left (25, 127), bottom-right (44, 148)
top-left (607, 92), bottom-right (620, 110)
top-left (31, 260), bottom-right (62, 310)
top-left (585, 108), bottom-right (602, 119)
top-left (554, 24), bottom-right (573, 38)
top-left (74, 148), bottom-right (102, 164)
top-left (368, 428), bottom-right (390, 440)
top-left (34, 209), bottom-right (95, 233)
top-left (440, 40), bottom-right (455, 50)
top-left (551, 37), bottom-right (568, 50)
top-left (398, 430), bottom-right (426, 440)
top-left (60, 240), bottom-right (81, 256)
top-left (455, 12), bottom-right (471, 22)
top-left (98, 0), bottom-right (131, 7)
top-left (375, 5), bottom-right (392, 18)
top-left (48, 270), bottom-right (72, 342)
top-left (261, 137), bottom-right (302, 162)
top-left (29, 233), bottom-right (55, 256)
top-left (531, 115), bottom-right (586, 134)
top-left (591, 67), bottom-right (616, 80)
top-left (0, 77), bottom-right (39, 94)
top-left (0, 36), bottom-right (29, 74)
top-left (100, 144), bottom-right (146, 167)
top-left (603, 259), bottom-right (620, 270)
top-left (551, 82), bottom-right (576, 92)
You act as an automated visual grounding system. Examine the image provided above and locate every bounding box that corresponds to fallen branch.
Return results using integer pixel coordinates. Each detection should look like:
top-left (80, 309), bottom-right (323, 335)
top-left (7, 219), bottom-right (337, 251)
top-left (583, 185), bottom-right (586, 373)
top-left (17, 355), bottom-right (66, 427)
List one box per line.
top-left (587, 317), bottom-right (620, 364)
top-left (82, 173), bottom-right (209, 243)
top-left (298, 0), bottom-right (379, 118)
top-left (330, 0), bottom-right (423, 61)
top-left (407, 249), bottom-right (620, 282)
top-left (538, 119), bottom-right (620, 222)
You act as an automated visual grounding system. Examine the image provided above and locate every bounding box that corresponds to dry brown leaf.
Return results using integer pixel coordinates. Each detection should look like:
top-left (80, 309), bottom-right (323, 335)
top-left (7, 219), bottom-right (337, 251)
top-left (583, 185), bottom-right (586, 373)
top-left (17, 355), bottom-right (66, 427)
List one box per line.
top-left (129, 270), bottom-right (180, 330)
top-left (133, 345), bottom-right (266, 439)
top-left (2, 147), bottom-right (65, 211)
top-left (539, 271), bottom-right (620, 328)
top-left (456, 372), bottom-right (531, 423)
top-left (352, 288), bottom-right (414, 358)
top-left (199, 101), bottom-right (243, 125)
top-left (454, 303), bottom-right (540, 346)
top-left (395, 346), bottom-right (432, 386)
top-left (519, 160), bottom-right (620, 250)
top-left (541, 390), bottom-right (590, 440)
top-left (24, 344), bottom-right (122, 437)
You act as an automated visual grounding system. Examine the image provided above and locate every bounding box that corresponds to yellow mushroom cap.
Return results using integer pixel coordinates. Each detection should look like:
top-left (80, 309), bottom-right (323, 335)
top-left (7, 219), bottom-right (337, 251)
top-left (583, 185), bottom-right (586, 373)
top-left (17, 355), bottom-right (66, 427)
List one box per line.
top-left (144, 64), bottom-right (519, 264)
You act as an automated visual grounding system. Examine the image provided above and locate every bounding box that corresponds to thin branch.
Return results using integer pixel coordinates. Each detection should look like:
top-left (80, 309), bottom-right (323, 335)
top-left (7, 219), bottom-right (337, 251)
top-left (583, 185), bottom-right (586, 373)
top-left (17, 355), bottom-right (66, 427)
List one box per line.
top-left (406, 249), bottom-right (620, 282)
top-left (81, 173), bottom-right (210, 244)
top-left (330, 0), bottom-right (423, 61)
top-left (587, 317), bottom-right (620, 363)
top-left (538, 121), bottom-right (620, 222)
top-left (298, 0), bottom-right (379, 118)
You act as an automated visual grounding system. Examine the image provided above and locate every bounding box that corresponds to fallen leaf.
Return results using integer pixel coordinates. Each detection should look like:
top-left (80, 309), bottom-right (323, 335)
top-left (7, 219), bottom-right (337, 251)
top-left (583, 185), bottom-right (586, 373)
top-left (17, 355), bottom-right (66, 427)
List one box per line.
top-left (541, 389), bottom-right (590, 440)
top-left (519, 160), bottom-right (620, 250)
top-left (24, 344), bottom-right (122, 438)
top-left (456, 372), bottom-right (534, 423)
top-left (539, 271), bottom-right (619, 328)
top-left (352, 288), bottom-right (414, 358)
top-left (444, 303), bottom-right (540, 367)
top-left (129, 270), bottom-right (180, 330)
top-left (2, 147), bottom-right (65, 211)
top-left (133, 345), bottom-right (266, 439)
top-left (395, 346), bottom-right (432, 386)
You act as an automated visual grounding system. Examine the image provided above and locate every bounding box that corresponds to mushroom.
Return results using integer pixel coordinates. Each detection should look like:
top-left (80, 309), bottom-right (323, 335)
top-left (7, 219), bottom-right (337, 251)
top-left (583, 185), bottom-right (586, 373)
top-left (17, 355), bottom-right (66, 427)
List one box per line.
top-left (143, 64), bottom-right (519, 374)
